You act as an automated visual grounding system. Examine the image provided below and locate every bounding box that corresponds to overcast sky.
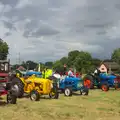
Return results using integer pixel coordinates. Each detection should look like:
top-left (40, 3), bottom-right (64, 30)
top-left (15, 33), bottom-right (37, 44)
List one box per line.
top-left (0, 0), bottom-right (120, 64)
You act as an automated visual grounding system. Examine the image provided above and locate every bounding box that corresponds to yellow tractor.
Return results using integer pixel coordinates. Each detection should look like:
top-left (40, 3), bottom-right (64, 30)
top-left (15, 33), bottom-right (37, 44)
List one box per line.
top-left (15, 73), bottom-right (59, 101)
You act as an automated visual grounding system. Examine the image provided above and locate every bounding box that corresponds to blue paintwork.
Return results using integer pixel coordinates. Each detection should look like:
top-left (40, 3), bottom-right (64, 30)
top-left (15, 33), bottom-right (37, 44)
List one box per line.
top-left (25, 71), bottom-right (42, 76)
top-left (96, 73), bottom-right (117, 87)
top-left (59, 76), bottom-right (85, 91)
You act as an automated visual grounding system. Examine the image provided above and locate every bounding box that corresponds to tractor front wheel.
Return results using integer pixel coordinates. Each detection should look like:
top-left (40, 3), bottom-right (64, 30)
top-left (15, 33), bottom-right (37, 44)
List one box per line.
top-left (30, 90), bottom-right (40, 101)
top-left (64, 87), bottom-right (72, 96)
top-left (101, 84), bottom-right (109, 91)
top-left (11, 77), bottom-right (24, 98)
top-left (49, 91), bottom-right (59, 99)
top-left (80, 87), bottom-right (89, 95)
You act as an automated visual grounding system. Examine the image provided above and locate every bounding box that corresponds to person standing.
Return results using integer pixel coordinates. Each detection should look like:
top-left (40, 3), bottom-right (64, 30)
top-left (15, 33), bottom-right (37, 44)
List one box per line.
top-left (68, 68), bottom-right (74, 77)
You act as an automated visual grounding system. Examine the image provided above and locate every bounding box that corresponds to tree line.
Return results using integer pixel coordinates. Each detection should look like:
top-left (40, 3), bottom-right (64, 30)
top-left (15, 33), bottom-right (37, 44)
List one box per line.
top-left (0, 38), bottom-right (120, 73)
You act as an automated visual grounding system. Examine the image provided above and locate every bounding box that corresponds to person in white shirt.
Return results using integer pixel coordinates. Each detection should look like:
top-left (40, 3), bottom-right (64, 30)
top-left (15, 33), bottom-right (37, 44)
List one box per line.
top-left (68, 68), bottom-right (74, 77)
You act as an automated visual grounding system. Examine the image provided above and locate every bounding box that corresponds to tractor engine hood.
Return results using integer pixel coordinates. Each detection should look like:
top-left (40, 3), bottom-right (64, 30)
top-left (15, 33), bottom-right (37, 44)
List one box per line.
top-left (100, 73), bottom-right (116, 79)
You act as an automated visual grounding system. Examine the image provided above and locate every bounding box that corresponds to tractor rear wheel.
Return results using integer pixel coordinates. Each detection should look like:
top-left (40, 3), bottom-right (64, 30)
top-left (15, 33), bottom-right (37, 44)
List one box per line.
top-left (83, 75), bottom-right (94, 89)
top-left (11, 77), bottom-right (24, 98)
top-left (7, 92), bottom-right (17, 104)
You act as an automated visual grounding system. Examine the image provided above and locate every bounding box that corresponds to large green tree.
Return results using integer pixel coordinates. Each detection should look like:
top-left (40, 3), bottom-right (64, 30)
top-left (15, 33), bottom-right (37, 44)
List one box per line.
top-left (53, 60), bottom-right (64, 72)
top-left (60, 57), bottom-right (68, 65)
top-left (111, 48), bottom-right (120, 64)
top-left (45, 61), bottom-right (53, 68)
top-left (74, 51), bottom-right (92, 73)
top-left (92, 58), bottom-right (102, 67)
top-left (25, 60), bottom-right (38, 70)
top-left (0, 38), bottom-right (9, 60)
top-left (67, 50), bottom-right (80, 67)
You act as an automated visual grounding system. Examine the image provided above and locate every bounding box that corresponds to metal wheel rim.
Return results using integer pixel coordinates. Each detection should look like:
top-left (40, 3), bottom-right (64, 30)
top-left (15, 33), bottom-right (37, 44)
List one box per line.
top-left (12, 85), bottom-right (19, 93)
top-left (65, 89), bottom-right (70, 96)
top-left (102, 85), bottom-right (107, 91)
top-left (31, 93), bottom-right (37, 100)
top-left (82, 90), bottom-right (87, 95)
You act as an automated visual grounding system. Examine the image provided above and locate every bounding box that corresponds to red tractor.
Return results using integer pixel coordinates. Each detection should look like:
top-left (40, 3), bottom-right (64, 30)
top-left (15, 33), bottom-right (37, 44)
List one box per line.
top-left (0, 59), bottom-right (19, 104)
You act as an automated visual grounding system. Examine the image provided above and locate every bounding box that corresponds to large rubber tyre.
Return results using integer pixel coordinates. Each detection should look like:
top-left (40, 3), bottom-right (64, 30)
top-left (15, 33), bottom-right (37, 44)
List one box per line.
top-left (49, 83), bottom-right (59, 99)
top-left (83, 75), bottom-right (94, 89)
top-left (64, 87), bottom-right (72, 96)
top-left (49, 91), bottom-right (59, 99)
top-left (30, 90), bottom-right (40, 101)
top-left (101, 84), bottom-right (109, 92)
top-left (11, 77), bottom-right (24, 98)
top-left (114, 83), bottom-right (120, 90)
top-left (7, 93), bottom-right (17, 104)
top-left (80, 87), bottom-right (89, 95)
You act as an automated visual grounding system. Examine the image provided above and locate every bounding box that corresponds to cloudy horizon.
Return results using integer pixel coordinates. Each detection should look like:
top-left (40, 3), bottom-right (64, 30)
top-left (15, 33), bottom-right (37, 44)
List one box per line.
top-left (0, 0), bottom-right (120, 64)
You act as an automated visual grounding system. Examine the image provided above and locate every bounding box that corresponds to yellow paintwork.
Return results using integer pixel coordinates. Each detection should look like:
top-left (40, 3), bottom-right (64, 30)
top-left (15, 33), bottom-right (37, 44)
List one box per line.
top-left (18, 75), bottom-right (53, 95)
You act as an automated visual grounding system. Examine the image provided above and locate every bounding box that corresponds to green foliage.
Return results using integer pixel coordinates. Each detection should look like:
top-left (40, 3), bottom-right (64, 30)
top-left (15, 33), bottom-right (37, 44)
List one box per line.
top-left (25, 60), bottom-right (38, 70)
top-left (53, 60), bottom-right (64, 72)
top-left (52, 50), bottom-right (97, 73)
top-left (45, 61), bottom-right (53, 68)
top-left (11, 49), bottom-right (104, 74)
top-left (60, 57), bottom-right (68, 65)
top-left (11, 64), bottom-right (19, 70)
top-left (67, 50), bottom-right (80, 67)
top-left (74, 51), bottom-right (92, 73)
top-left (111, 48), bottom-right (120, 64)
top-left (0, 39), bottom-right (9, 60)
top-left (92, 58), bottom-right (102, 67)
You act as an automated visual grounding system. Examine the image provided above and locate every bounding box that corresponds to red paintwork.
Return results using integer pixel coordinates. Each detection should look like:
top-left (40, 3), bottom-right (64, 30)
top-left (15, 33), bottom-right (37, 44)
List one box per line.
top-left (0, 60), bottom-right (10, 97)
top-left (65, 72), bottom-right (81, 77)
top-left (115, 76), bottom-right (120, 83)
top-left (0, 90), bottom-right (8, 96)
top-left (0, 73), bottom-right (8, 77)
top-left (0, 80), bottom-right (8, 82)
top-left (84, 79), bottom-right (91, 88)
top-left (0, 72), bottom-right (9, 96)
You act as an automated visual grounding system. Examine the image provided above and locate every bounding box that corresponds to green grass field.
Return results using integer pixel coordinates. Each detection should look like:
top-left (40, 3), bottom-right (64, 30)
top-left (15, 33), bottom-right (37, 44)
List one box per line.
top-left (0, 89), bottom-right (120, 120)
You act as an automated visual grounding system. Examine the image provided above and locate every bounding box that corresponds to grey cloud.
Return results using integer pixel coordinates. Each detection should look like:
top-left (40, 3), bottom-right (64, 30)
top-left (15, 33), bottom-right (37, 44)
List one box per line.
top-left (0, 0), bottom-right (19, 7)
top-left (31, 27), bottom-right (59, 37)
top-left (4, 4), bottom-right (60, 21)
top-left (23, 30), bottom-right (30, 38)
top-left (23, 20), bottom-right (60, 37)
top-left (4, 32), bottom-right (12, 37)
top-left (1, 0), bottom-right (120, 63)
top-left (2, 20), bottom-right (16, 30)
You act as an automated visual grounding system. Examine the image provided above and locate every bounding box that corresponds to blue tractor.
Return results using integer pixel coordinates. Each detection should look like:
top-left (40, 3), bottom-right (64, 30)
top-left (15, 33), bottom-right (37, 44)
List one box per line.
top-left (58, 76), bottom-right (89, 96)
top-left (25, 71), bottom-right (42, 77)
top-left (83, 69), bottom-right (120, 91)
top-left (15, 70), bottom-right (42, 77)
